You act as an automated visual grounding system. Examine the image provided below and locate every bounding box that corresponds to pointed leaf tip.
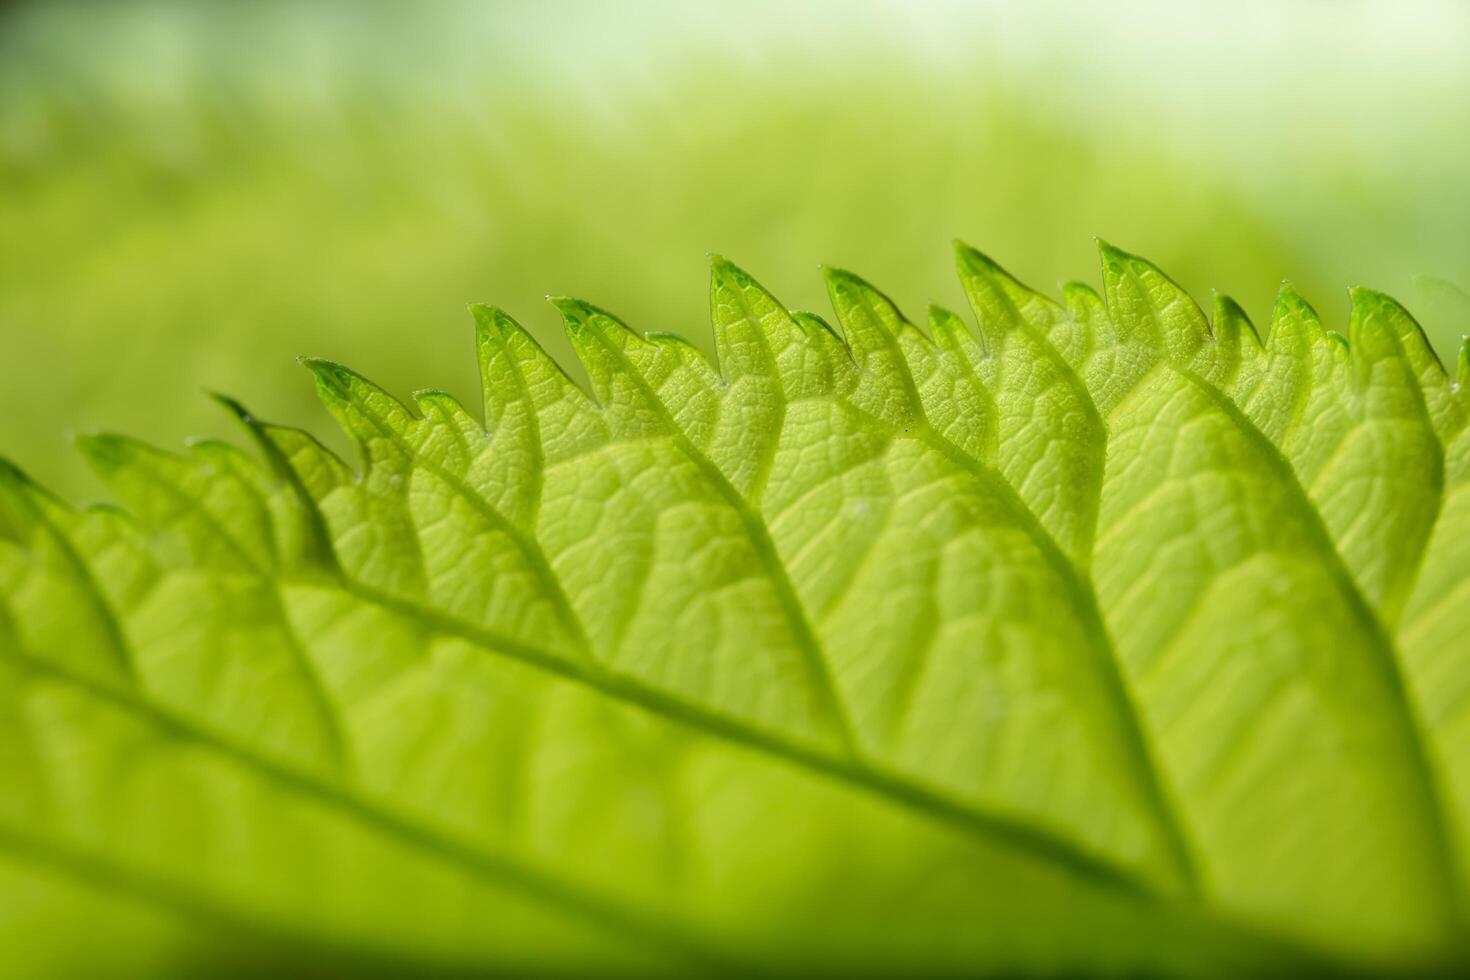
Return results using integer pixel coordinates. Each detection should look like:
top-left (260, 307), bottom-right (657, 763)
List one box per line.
top-left (1095, 238), bottom-right (1130, 264)
top-left (822, 266), bottom-right (864, 293)
top-left (1274, 281), bottom-right (1315, 313)
top-left (1349, 286), bottom-right (1445, 374)
top-left (824, 267), bottom-right (911, 321)
top-left (549, 296), bottom-right (605, 325)
top-left (209, 391), bottom-right (252, 420)
top-left (709, 255), bottom-right (758, 291)
top-left (954, 241), bottom-right (1001, 276)
top-left (75, 431), bottom-right (139, 472)
top-left (1096, 239), bottom-right (1145, 285)
top-left (1270, 284), bottom-right (1326, 347)
top-left (1347, 286), bottom-right (1396, 329)
top-left (824, 267), bottom-right (902, 313)
top-left (926, 304), bottom-right (970, 341)
top-left (1213, 294), bottom-right (1249, 321)
top-left (547, 295), bottom-right (580, 315)
top-left (472, 303), bottom-right (526, 344)
top-left (707, 253), bottom-right (727, 283)
top-left (1211, 294), bottom-right (1260, 349)
top-left (469, 301), bottom-right (502, 324)
top-left (790, 310), bottom-right (838, 339)
top-left (302, 357), bottom-right (356, 394)
top-left (1062, 281), bottom-right (1101, 303)
top-left (552, 298), bottom-right (599, 344)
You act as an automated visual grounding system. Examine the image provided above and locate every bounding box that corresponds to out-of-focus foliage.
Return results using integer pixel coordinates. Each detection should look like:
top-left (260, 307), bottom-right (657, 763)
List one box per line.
top-left (1, 0), bottom-right (1467, 494)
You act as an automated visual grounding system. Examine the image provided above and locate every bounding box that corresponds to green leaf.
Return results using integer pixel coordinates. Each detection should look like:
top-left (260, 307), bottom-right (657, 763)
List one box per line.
top-left (1, 245), bottom-right (1467, 977)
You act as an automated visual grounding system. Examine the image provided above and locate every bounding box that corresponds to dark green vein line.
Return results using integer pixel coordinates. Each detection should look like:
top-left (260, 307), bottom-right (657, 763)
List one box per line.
top-left (0, 645), bottom-right (749, 975)
top-left (340, 577), bottom-right (1156, 899)
top-left (225, 393), bottom-right (1168, 899)
top-left (1179, 369), bottom-right (1465, 930)
top-left (313, 373), bottom-right (593, 660)
top-left (82, 448), bottom-right (352, 776)
top-left (817, 296), bottom-right (1201, 896)
top-left (568, 311), bottom-right (860, 756)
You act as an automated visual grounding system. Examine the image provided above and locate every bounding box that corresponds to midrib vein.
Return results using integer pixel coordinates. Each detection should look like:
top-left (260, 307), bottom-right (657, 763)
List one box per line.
top-left (51, 431), bottom-right (1190, 917)
top-left (235, 387), bottom-right (1181, 899)
top-left (572, 308), bottom-right (1200, 897)
top-left (0, 644), bottom-right (746, 974)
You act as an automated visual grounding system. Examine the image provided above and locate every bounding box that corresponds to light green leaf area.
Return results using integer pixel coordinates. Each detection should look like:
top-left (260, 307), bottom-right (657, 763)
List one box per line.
top-left (1, 244), bottom-right (1468, 977)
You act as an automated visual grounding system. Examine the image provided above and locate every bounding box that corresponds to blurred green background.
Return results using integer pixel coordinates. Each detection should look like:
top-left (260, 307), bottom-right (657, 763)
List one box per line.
top-left (3, 0), bottom-right (1468, 496)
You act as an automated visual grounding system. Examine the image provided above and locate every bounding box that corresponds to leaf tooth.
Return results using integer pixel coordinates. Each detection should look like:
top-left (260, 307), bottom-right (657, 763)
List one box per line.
top-left (75, 431), bottom-right (150, 477)
top-left (1349, 287), bottom-right (1449, 386)
top-left (1096, 239), bottom-right (1211, 362)
top-left (1458, 336), bottom-right (1470, 393)
top-left (1195, 294), bottom-right (1260, 389)
top-left (1347, 287), bottom-right (1432, 398)
top-left (820, 268), bottom-right (930, 427)
top-left (470, 302), bottom-right (530, 362)
top-left (214, 393), bottom-right (355, 495)
top-left (552, 297), bottom-right (608, 350)
top-left (554, 296), bottom-right (723, 444)
top-left (642, 329), bottom-right (726, 399)
top-left (823, 266), bottom-right (923, 347)
top-left (1062, 280), bottom-right (1104, 318)
top-left (1211, 294), bottom-right (1262, 355)
top-left (410, 389), bottom-right (485, 470)
top-left (413, 388), bottom-right (477, 428)
top-left (1061, 280), bottom-right (1115, 350)
top-left (952, 243), bottom-right (1008, 354)
top-left (643, 329), bottom-right (715, 370)
top-left (468, 302), bottom-right (512, 334)
top-left (76, 431), bottom-right (278, 574)
top-left (472, 303), bottom-right (600, 437)
top-left (707, 255), bottom-right (812, 384)
top-left (953, 240), bottom-right (1064, 352)
top-left (789, 310), bottom-right (839, 342)
top-left (785, 311), bottom-right (858, 387)
top-left (554, 295), bottom-right (641, 344)
top-left (952, 240), bottom-right (1005, 278)
top-left (711, 257), bottom-right (782, 314)
top-left (1265, 282), bottom-right (1326, 357)
top-left (707, 253), bottom-right (747, 290)
top-left (927, 303), bottom-right (999, 390)
top-left (183, 437), bottom-right (275, 496)
top-left (76, 431), bottom-right (198, 489)
top-left (708, 254), bottom-right (770, 308)
top-left (209, 392), bottom-right (259, 429)
top-left (214, 395), bottom-right (345, 575)
top-left (301, 357), bottom-right (418, 455)
top-left (927, 303), bottom-right (978, 353)
top-left (554, 295), bottom-right (649, 388)
top-left (0, 458), bottom-right (133, 552)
